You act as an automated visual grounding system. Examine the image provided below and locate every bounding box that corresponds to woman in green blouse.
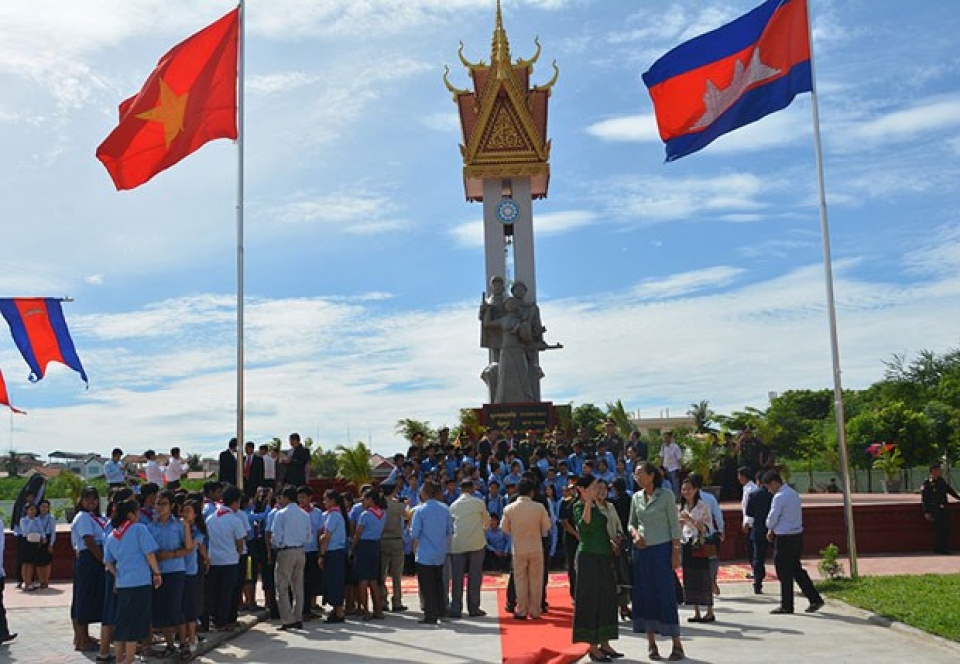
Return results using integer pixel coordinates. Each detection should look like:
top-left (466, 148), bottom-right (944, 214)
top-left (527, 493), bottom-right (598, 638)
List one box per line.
top-left (628, 462), bottom-right (684, 661)
top-left (572, 475), bottom-right (623, 662)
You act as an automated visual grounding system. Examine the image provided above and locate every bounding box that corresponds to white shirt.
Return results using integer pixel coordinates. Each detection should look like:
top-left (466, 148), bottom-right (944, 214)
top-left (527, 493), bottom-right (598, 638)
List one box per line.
top-left (741, 480), bottom-right (759, 527)
top-left (262, 453), bottom-right (276, 480)
top-left (661, 441), bottom-right (683, 472)
top-left (766, 483), bottom-right (804, 535)
top-left (145, 459), bottom-right (165, 485)
top-left (164, 457), bottom-right (186, 483)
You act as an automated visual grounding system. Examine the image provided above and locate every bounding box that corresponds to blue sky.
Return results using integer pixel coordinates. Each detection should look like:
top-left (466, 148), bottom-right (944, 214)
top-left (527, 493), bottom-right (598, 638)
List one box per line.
top-left (1, 0), bottom-right (959, 460)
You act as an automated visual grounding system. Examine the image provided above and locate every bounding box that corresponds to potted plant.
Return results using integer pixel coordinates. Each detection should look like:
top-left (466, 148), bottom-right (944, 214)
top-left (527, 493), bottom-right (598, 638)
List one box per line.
top-left (871, 443), bottom-right (903, 493)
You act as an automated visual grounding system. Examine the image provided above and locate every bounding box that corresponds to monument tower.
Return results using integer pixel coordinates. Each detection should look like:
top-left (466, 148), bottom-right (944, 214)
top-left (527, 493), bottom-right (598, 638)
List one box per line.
top-left (446, 0), bottom-right (560, 407)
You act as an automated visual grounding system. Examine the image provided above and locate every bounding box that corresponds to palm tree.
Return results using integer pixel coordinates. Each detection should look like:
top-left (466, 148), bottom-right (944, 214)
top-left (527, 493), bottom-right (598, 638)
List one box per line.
top-left (688, 400), bottom-right (717, 433)
top-left (395, 419), bottom-right (435, 444)
top-left (604, 400), bottom-right (634, 437)
top-left (336, 442), bottom-right (372, 486)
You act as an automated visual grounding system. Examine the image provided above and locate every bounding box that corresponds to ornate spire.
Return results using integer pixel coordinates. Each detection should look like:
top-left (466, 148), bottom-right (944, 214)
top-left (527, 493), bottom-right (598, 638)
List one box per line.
top-left (491, 0), bottom-right (512, 77)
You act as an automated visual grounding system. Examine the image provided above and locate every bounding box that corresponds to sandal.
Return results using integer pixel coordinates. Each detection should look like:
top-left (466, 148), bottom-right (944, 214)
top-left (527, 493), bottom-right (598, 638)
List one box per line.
top-left (648, 645), bottom-right (661, 661)
top-left (668, 646), bottom-right (685, 661)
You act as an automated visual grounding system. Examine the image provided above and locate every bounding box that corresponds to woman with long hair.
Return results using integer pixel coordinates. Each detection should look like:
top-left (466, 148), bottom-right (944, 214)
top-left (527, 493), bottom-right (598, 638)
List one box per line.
top-left (103, 499), bottom-right (161, 664)
top-left (679, 478), bottom-right (716, 624)
top-left (319, 489), bottom-right (351, 623)
top-left (180, 500), bottom-right (207, 658)
top-left (351, 487), bottom-right (387, 620)
top-left (571, 475), bottom-right (622, 662)
top-left (629, 462), bottom-right (684, 661)
top-left (70, 486), bottom-right (106, 653)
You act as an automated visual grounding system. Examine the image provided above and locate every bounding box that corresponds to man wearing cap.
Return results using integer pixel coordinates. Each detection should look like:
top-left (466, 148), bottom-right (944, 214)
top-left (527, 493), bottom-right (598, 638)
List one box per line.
top-left (448, 480), bottom-right (491, 618)
top-left (921, 464), bottom-right (960, 554)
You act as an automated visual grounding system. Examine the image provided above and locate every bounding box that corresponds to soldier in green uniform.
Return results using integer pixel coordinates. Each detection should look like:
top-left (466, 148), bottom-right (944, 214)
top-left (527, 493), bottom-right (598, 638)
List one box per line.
top-left (921, 464), bottom-right (960, 554)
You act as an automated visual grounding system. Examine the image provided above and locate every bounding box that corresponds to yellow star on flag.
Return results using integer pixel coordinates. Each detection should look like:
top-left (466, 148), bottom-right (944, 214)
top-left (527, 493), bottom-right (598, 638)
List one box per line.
top-left (136, 77), bottom-right (189, 146)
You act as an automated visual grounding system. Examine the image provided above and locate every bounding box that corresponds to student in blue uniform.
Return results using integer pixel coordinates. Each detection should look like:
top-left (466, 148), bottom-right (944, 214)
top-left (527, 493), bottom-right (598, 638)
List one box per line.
top-left (297, 486), bottom-right (324, 619)
top-left (97, 487), bottom-right (133, 663)
top-left (35, 500), bottom-right (57, 589)
top-left (71, 486), bottom-right (106, 653)
top-left (319, 489), bottom-right (351, 623)
top-left (18, 502), bottom-right (43, 591)
top-left (103, 499), bottom-right (161, 664)
top-left (204, 486), bottom-right (247, 631)
top-left (352, 487), bottom-right (387, 620)
top-left (149, 490), bottom-right (191, 658)
top-left (180, 500), bottom-right (207, 658)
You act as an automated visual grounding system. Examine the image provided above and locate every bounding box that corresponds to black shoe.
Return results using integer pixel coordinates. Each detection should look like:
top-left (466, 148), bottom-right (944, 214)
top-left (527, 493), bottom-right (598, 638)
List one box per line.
top-left (276, 623), bottom-right (298, 631)
top-left (0, 633), bottom-right (18, 644)
top-left (770, 607), bottom-right (793, 614)
top-left (417, 618), bottom-right (438, 625)
top-left (805, 601), bottom-right (824, 613)
top-left (754, 587), bottom-right (763, 595)
top-left (447, 612), bottom-right (462, 619)
top-left (324, 614), bottom-right (345, 624)
top-left (513, 613), bottom-right (528, 620)
top-left (504, 603), bottom-right (516, 613)
top-left (745, 573), bottom-right (755, 579)
top-left (391, 604), bottom-right (409, 612)
top-left (468, 609), bottom-right (487, 617)
top-left (588, 652), bottom-right (612, 662)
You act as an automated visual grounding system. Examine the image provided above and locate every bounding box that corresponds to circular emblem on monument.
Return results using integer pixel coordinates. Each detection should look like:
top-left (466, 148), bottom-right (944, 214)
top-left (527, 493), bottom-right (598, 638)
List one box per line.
top-left (495, 198), bottom-right (520, 224)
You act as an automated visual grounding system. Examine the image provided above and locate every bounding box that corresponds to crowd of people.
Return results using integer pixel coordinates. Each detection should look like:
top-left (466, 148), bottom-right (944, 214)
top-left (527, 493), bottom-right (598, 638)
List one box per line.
top-left (0, 422), bottom-right (951, 662)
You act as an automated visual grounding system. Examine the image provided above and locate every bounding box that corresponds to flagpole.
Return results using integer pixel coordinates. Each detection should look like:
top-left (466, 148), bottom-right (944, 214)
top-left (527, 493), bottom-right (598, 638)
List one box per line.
top-left (805, 0), bottom-right (857, 579)
top-left (235, 0), bottom-right (246, 493)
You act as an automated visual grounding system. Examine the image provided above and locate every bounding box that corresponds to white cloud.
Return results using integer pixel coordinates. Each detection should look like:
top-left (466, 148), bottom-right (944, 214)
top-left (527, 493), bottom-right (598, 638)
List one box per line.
top-left (631, 266), bottom-right (746, 300)
top-left (607, 173), bottom-right (774, 223)
top-left (586, 114), bottom-right (659, 143)
top-left (848, 96), bottom-right (960, 144)
top-left (247, 71), bottom-right (319, 95)
top-left (450, 209), bottom-right (598, 247)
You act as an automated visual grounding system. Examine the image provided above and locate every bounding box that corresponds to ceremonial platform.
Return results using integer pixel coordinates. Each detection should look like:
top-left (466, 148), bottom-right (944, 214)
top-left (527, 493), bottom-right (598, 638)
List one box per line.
top-left (717, 492), bottom-right (959, 558)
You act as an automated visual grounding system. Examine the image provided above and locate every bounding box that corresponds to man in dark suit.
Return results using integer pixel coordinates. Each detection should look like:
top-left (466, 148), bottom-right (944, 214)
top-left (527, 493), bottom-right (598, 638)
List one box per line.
top-left (280, 432), bottom-right (310, 488)
top-left (218, 437), bottom-right (239, 486)
top-left (242, 441), bottom-right (265, 496)
top-left (745, 471), bottom-right (773, 594)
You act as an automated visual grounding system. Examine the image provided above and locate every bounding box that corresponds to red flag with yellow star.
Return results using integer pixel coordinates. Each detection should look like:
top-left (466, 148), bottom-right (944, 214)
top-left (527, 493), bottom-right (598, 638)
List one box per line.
top-left (96, 8), bottom-right (239, 190)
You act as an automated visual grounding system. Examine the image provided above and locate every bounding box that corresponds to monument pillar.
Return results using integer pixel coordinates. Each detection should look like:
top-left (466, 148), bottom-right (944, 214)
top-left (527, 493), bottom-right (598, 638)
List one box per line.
top-left (446, 0), bottom-right (560, 405)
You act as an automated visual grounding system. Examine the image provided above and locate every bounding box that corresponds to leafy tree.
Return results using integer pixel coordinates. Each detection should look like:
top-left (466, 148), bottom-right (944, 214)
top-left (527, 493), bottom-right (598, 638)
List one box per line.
top-left (687, 400), bottom-right (717, 434)
top-left (3, 450), bottom-right (26, 478)
top-left (572, 403), bottom-right (605, 436)
top-left (311, 446), bottom-right (340, 479)
top-left (846, 401), bottom-right (935, 468)
top-left (186, 453), bottom-right (203, 472)
top-left (337, 442), bottom-right (372, 485)
top-left (395, 419), bottom-right (435, 444)
top-left (604, 400), bottom-right (634, 437)
top-left (453, 409), bottom-right (484, 445)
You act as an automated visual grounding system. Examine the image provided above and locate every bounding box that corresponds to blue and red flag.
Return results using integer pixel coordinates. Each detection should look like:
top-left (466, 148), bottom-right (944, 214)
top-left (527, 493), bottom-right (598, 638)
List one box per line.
top-left (0, 298), bottom-right (88, 385)
top-left (643, 0), bottom-right (812, 161)
top-left (0, 368), bottom-right (26, 414)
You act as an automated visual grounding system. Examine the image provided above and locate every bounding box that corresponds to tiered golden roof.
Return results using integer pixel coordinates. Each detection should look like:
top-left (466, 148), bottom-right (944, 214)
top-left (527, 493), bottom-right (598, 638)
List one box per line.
top-left (445, 0), bottom-right (557, 201)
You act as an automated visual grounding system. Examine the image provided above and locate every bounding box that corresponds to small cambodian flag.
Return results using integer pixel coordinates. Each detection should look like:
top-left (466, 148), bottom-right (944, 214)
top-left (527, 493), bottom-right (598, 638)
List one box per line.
top-left (0, 298), bottom-right (88, 385)
top-left (643, 0), bottom-right (812, 161)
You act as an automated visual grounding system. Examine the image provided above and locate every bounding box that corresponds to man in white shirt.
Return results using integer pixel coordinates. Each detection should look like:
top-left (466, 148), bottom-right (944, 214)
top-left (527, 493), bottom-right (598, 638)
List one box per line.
top-left (660, 432), bottom-right (683, 500)
top-left (738, 466), bottom-right (759, 576)
top-left (164, 446), bottom-right (186, 490)
top-left (144, 449), bottom-right (165, 486)
top-left (448, 479), bottom-right (491, 618)
top-left (764, 471), bottom-right (824, 614)
top-left (259, 444), bottom-right (276, 488)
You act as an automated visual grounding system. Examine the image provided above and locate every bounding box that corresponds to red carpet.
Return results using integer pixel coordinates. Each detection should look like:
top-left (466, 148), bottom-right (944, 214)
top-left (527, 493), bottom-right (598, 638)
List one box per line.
top-left (497, 584), bottom-right (590, 664)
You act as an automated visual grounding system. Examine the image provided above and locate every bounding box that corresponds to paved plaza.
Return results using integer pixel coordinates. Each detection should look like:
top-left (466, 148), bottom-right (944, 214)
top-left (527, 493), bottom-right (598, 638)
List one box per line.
top-left (3, 555), bottom-right (959, 663)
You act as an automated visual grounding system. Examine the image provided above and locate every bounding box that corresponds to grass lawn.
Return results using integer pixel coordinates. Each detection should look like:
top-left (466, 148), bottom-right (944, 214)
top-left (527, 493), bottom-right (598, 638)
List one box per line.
top-left (819, 574), bottom-right (960, 642)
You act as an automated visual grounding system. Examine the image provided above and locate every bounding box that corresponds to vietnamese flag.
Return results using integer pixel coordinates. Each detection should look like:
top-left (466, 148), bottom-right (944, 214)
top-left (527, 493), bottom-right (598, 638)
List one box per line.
top-left (96, 8), bottom-right (240, 190)
top-left (0, 369), bottom-right (26, 414)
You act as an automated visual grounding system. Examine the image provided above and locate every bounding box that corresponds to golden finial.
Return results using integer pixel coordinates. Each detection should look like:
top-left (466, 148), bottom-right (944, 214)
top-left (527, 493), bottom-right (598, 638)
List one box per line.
top-left (443, 65), bottom-right (469, 98)
top-left (458, 41), bottom-right (484, 70)
top-left (491, 0), bottom-right (511, 73)
top-left (516, 36), bottom-right (542, 70)
top-left (533, 60), bottom-right (560, 92)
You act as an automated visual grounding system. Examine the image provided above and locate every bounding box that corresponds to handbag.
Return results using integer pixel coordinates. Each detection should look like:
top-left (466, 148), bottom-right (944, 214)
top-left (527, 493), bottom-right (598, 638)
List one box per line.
top-left (691, 542), bottom-right (717, 559)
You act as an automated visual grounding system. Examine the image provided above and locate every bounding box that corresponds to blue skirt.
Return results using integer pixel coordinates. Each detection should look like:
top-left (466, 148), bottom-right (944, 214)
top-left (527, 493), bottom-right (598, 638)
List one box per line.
top-left (153, 571), bottom-right (185, 627)
top-left (102, 571), bottom-right (119, 627)
top-left (323, 549), bottom-right (347, 606)
top-left (115, 585), bottom-right (152, 642)
top-left (182, 574), bottom-right (200, 623)
top-left (354, 540), bottom-right (381, 581)
top-left (631, 541), bottom-right (680, 637)
top-left (71, 550), bottom-right (105, 625)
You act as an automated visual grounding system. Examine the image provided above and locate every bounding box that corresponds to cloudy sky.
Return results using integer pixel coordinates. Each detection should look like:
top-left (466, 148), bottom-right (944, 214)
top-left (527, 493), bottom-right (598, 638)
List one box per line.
top-left (1, 0), bottom-right (959, 460)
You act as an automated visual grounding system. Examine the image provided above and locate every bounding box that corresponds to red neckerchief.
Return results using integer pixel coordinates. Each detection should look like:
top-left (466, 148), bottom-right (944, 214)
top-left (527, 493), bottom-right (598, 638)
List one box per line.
top-left (88, 512), bottom-right (108, 530)
top-left (303, 504), bottom-right (314, 513)
top-left (112, 520), bottom-right (135, 541)
top-left (216, 506), bottom-right (233, 517)
top-left (369, 506), bottom-right (385, 520)
top-left (325, 506), bottom-right (341, 515)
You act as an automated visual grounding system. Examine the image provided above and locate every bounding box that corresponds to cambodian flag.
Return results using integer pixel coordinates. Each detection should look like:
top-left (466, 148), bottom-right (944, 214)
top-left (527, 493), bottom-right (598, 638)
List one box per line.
top-left (0, 298), bottom-right (88, 385)
top-left (643, 0), bottom-right (812, 161)
top-left (0, 368), bottom-right (26, 414)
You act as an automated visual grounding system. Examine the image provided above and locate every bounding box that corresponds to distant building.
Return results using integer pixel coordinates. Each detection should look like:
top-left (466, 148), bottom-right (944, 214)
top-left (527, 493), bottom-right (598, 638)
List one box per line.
top-left (47, 451), bottom-right (109, 480)
top-left (629, 414), bottom-right (697, 437)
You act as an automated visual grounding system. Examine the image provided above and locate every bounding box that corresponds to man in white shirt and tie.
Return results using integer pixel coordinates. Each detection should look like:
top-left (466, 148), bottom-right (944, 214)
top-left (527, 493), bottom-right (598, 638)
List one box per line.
top-left (764, 471), bottom-right (824, 614)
